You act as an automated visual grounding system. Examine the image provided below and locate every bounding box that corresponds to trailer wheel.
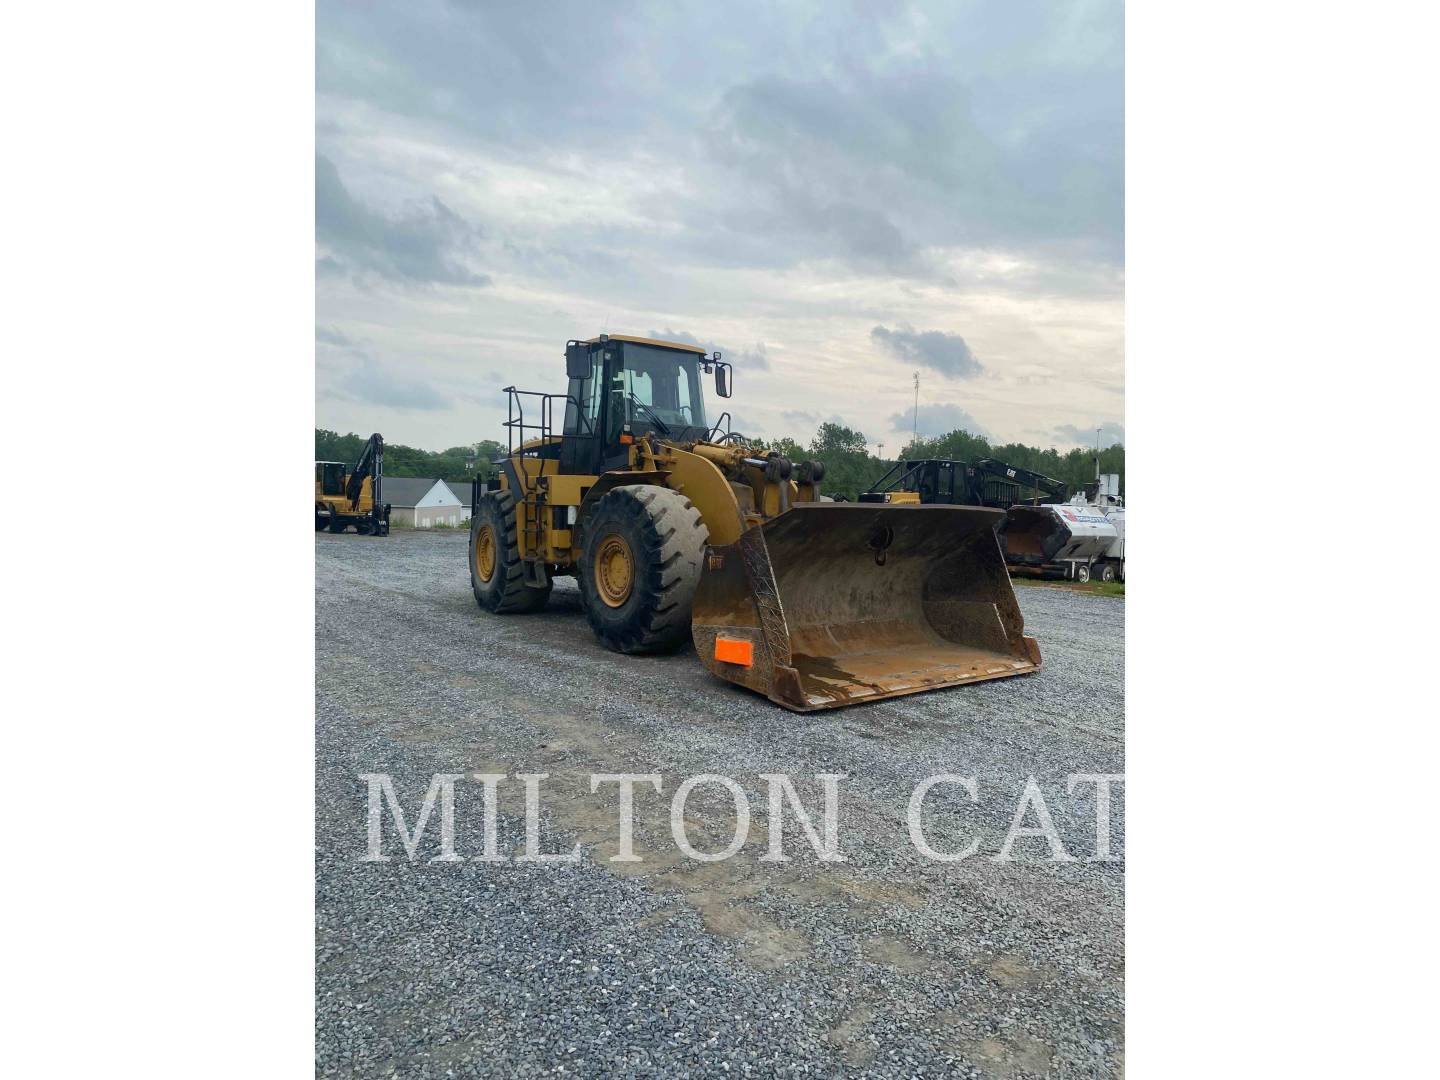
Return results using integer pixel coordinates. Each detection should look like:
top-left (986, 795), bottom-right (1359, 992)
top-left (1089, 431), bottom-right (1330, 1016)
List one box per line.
top-left (1075, 564), bottom-right (1090, 584)
top-left (1097, 562), bottom-right (1116, 583)
top-left (579, 485), bottom-right (708, 654)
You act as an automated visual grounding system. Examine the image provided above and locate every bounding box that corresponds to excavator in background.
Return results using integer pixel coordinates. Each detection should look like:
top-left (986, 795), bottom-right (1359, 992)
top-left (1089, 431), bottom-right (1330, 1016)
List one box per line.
top-left (316, 432), bottom-right (391, 535)
top-left (467, 334), bottom-right (1040, 712)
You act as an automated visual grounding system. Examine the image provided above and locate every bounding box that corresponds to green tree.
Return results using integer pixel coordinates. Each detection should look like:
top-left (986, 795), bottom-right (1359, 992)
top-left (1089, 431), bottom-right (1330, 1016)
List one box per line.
top-left (807, 423), bottom-right (881, 500)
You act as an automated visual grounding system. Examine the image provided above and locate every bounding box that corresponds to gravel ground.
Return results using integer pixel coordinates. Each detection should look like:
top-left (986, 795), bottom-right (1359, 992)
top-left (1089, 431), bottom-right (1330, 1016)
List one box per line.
top-left (317, 529), bottom-right (1124, 1078)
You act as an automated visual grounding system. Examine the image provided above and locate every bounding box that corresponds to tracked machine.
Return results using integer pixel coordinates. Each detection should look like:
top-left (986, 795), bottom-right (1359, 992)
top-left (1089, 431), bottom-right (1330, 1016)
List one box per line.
top-left (861, 458), bottom-right (1069, 509)
top-left (316, 432), bottom-right (391, 535)
top-left (470, 335), bottom-right (1040, 710)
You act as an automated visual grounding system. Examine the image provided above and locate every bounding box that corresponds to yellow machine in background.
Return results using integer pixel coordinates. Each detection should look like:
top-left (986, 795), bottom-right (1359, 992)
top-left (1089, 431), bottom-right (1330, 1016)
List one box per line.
top-left (469, 335), bottom-right (1039, 711)
top-left (316, 432), bottom-right (391, 535)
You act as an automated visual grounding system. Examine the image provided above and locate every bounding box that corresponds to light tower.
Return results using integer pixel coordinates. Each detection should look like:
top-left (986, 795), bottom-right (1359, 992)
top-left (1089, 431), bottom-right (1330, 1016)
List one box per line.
top-left (911, 371), bottom-right (920, 448)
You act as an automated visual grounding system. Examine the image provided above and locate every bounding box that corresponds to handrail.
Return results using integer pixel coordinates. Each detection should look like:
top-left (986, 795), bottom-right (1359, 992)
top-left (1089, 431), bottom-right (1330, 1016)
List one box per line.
top-left (502, 386), bottom-right (596, 458)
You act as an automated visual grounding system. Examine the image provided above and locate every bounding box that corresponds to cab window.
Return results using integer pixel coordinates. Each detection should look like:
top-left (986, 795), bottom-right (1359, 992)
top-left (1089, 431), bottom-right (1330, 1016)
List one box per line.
top-left (615, 343), bottom-right (706, 432)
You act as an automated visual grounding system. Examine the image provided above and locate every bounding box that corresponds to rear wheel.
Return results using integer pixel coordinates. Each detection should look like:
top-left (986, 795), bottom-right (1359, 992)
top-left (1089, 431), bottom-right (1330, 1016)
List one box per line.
top-left (1075, 563), bottom-right (1090, 583)
top-left (470, 491), bottom-right (551, 613)
top-left (1097, 562), bottom-right (1116, 583)
top-left (578, 486), bottom-right (709, 654)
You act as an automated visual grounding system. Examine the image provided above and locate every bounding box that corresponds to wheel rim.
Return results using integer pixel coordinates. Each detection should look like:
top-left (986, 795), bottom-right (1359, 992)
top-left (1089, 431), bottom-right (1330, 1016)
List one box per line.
top-left (594, 533), bottom-right (634, 607)
top-left (475, 524), bottom-right (497, 582)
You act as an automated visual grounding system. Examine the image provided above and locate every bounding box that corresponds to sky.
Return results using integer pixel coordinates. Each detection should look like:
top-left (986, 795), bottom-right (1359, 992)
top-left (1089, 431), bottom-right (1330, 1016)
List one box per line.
top-left (316, 0), bottom-right (1124, 454)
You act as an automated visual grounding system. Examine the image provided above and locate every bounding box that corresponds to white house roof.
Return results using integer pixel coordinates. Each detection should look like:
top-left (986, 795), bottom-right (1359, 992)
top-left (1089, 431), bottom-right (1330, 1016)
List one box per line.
top-left (381, 477), bottom-right (462, 508)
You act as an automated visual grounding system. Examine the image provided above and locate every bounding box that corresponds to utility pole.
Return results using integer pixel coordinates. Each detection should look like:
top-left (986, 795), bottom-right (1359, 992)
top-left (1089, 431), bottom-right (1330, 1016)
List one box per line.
top-left (911, 371), bottom-right (920, 448)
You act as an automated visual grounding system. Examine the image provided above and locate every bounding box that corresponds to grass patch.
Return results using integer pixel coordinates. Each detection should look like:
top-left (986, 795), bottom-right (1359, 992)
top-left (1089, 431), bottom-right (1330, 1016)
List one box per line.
top-left (1012, 576), bottom-right (1125, 598)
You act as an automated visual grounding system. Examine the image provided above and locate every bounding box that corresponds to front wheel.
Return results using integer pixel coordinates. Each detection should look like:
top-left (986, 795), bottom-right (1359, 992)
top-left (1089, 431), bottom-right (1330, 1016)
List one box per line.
top-left (578, 486), bottom-right (709, 654)
top-left (470, 492), bottom-right (550, 613)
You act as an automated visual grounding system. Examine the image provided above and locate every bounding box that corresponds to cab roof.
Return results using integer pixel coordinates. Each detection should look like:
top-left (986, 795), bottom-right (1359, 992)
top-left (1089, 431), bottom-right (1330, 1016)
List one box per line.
top-left (583, 333), bottom-right (707, 355)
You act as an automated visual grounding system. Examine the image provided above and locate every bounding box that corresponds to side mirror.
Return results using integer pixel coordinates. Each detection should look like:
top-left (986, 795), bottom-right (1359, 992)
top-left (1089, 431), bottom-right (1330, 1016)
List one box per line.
top-left (565, 341), bottom-right (591, 380)
top-left (714, 361), bottom-right (732, 398)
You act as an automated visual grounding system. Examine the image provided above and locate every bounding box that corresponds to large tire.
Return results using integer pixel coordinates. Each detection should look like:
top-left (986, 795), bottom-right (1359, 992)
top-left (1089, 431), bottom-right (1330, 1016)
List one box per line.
top-left (328, 518), bottom-right (347, 534)
top-left (1097, 562), bottom-right (1116, 583)
top-left (1075, 563), bottom-right (1090, 584)
top-left (470, 491), bottom-right (551, 613)
top-left (578, 486), bottom-right (709, 654)
top-left (315, 515), bottom-right (327, 531)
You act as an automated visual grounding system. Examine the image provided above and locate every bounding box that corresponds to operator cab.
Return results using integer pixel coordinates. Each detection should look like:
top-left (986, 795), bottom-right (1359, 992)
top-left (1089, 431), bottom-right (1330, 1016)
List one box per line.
top-left (859, 459), bottom-right (959, 504)
top-left (317, 461), bottom-right (347, 496)
top-left (560, 335), bottom-right (732, 473)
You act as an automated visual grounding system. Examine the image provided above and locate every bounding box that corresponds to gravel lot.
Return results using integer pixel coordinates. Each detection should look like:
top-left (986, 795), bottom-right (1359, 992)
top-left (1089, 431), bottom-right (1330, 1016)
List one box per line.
top-left (317, 529), bottom-right (1124, 1078)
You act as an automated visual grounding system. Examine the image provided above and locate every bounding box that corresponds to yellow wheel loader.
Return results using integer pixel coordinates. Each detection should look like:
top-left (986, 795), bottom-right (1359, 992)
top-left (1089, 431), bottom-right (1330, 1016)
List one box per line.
top-left (316, 432), bottom-right (391, 535)
top-left (470, 335), bottom-right (1040, 711)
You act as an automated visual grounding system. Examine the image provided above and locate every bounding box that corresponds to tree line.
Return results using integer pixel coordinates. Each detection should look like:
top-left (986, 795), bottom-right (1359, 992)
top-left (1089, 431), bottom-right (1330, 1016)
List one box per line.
top-left (316, 429), bottom-right (507, 485)
top-left (316, 424), bottom-right (1123, 502)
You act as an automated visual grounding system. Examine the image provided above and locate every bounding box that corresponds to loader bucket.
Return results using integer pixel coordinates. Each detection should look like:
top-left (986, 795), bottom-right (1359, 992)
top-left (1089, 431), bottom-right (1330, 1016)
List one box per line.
top-left (692, 504), bottom-right (1041, 712)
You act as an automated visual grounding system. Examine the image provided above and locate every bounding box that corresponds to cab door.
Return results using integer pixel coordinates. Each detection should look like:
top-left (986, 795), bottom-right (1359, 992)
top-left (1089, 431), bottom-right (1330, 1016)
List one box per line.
top-left (560, 342), bottom-right (606, 474)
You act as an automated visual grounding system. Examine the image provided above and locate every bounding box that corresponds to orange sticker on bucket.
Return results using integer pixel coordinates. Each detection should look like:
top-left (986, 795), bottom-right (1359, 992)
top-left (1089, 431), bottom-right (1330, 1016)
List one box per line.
top-left (714, 638), bottom-right (754, 666)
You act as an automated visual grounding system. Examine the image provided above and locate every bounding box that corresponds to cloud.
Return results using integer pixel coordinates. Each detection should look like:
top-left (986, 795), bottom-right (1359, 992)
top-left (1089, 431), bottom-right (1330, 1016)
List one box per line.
top-left (871, 325), bottom-right (983, 379)
top-left (316, 1), bottom-right (1121, 277)
top-left (314, 1), bottom-right (1124, 450)
top-left (315, 154), bottom-right (490, 286)
top-left (652, 328), bottom-right (705, 348)
top-left (1052, 421), bottom-right (1125, 448)
top-left (315, 325), bottom-right (354, 347)
top-left (650, 330), bottom-right (772, 371)
top-left (889, 402), bottom-right (992, 440)
top-left (315, 323), bottom-right (448, 410)
top-left (322, 355), bottom-right (449, 411)
top-left (732, 342), bottom-right (772, 371)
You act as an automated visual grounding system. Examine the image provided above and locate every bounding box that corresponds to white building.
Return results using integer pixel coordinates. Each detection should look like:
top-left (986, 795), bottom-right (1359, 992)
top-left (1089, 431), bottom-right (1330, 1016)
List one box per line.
top-left (382, 477), bottom-right (471, 528)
